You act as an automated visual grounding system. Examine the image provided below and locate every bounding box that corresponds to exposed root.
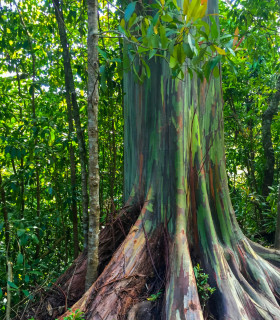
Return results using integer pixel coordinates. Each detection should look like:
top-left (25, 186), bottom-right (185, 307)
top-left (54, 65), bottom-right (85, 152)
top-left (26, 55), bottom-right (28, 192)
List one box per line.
top-left (247, 239), bottom-right (280, 269)
top-left (204, 239), bottom-right (280, 320)
top-left (165, 231), bottom-right (203, 319)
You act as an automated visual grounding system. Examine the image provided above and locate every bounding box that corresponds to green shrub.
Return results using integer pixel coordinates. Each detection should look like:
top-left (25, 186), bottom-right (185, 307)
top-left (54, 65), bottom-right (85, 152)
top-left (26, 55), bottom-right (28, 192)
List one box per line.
top-left (60, 309), bottom-right (85, 320)
top-left (193, 263), bottom-right (216, 310)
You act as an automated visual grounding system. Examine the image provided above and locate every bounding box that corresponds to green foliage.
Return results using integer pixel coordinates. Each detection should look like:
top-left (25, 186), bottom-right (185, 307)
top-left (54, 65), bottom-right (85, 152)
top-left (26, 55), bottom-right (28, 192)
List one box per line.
top-left (0, 0), bottom-right (123, 317)
top-left (193, 263), bottom-right (215, 309)
top-left (29, 309), bottom-right (85, 320)
top-left (230, 185), bottom-right (279, 243)
top-left (221, 0), bottom-right (280, 242)
top-left (147, 289), bottom-right (163, 301)
top-left (98, 6), bottom-right (124, 217)
top-left (60, 309), bottom-right (84, 320)
top-left (118, 0), bottom-right (235, 81)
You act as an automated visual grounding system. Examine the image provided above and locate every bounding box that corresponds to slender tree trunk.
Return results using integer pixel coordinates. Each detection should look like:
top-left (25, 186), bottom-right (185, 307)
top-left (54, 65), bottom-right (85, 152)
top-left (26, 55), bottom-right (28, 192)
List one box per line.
top-left (85, 0), bottom-right (100, 290)
top-left (0, 170), bottom-right (12, 320)
top-left (100, 143), bottom-right (105, 215)
top-left (6, 261), bottom-right (13, 320)
top-left (20, 158), bottom-right (24, 217)
top-left (262, 76), bottom-right (280, 199)
top-left (35, 167), bottom-right (41, 258)
top-left (69, 143), bottom-right (80, 258)
top-left (65, 63), bottom-right (80, 258)
top-left (16, 67), bottom-right (25, 217)
top-left (53, 0), bottom-right (89, 248)
top-left (110, 118), bottom-right (116, 212)
top-left (246, 102), bottom-right (258, 193)
top-left (0, 170), bottom-right (9, 252)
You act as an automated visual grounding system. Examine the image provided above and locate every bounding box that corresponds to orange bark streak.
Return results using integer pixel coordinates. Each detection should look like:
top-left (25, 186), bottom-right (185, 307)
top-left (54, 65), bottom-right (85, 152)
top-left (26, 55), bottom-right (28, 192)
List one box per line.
top-left (178, 115), bottom-right (183, 131)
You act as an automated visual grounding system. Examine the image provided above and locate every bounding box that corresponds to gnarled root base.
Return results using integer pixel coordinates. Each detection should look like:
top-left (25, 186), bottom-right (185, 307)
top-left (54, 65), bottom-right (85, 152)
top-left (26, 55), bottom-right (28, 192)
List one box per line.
top-left (58, 208), bottom-right (280, 320)
top-left (19, 203), bottom-right (280, 319)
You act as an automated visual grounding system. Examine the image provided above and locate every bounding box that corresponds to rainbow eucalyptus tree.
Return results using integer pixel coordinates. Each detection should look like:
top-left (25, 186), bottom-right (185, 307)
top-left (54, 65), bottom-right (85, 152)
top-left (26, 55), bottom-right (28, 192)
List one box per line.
top-left (60, 0), bottom-right (280, 319)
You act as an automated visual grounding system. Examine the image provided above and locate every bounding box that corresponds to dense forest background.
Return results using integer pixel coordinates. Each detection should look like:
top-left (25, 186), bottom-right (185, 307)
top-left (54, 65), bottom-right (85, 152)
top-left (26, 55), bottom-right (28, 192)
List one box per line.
top-left (0, 0), bottom-right (279, 318)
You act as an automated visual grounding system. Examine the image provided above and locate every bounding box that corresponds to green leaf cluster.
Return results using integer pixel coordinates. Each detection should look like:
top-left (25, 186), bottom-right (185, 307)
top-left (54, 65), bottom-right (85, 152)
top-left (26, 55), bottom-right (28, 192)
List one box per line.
top-left (193, 263), bottom-right (215, 309)
top-left (118, 0), bottom-right (236, 81)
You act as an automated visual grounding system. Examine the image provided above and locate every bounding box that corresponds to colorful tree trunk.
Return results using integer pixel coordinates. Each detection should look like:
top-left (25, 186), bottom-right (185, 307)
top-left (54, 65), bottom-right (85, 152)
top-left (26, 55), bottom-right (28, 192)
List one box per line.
top-left (60, 0), bottom-right (280, 319)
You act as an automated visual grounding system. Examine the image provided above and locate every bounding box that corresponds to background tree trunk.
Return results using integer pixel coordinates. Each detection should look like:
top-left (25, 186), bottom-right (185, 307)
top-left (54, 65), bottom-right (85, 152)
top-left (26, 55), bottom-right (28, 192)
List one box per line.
top-left (66, 91), bottom-right (80, 258)
top-left (15, 68), bottom-right (25, 218)
top-left (53, 0), bottom-right (89, 249)
top-left (0, 169), bottom-right (9, 252)
top-left (262, 76), bottom-right (280, 199)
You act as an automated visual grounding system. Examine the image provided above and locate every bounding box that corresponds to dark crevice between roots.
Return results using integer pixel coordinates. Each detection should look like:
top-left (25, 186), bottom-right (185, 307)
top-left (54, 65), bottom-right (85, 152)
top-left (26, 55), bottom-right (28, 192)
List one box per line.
top-left (190, 255), bottom-right (217, 320)
top-left (16, 204), bottom-right (140, 320)
top-left (126, 227), bottom-right (166, 320)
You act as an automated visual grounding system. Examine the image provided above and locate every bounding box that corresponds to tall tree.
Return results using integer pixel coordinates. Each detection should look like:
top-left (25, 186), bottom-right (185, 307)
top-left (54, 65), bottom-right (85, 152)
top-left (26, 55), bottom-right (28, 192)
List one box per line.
top-left (85, 0), bottom-right (100, 290)
top-left (60, 0), bottom-right (280, 319)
